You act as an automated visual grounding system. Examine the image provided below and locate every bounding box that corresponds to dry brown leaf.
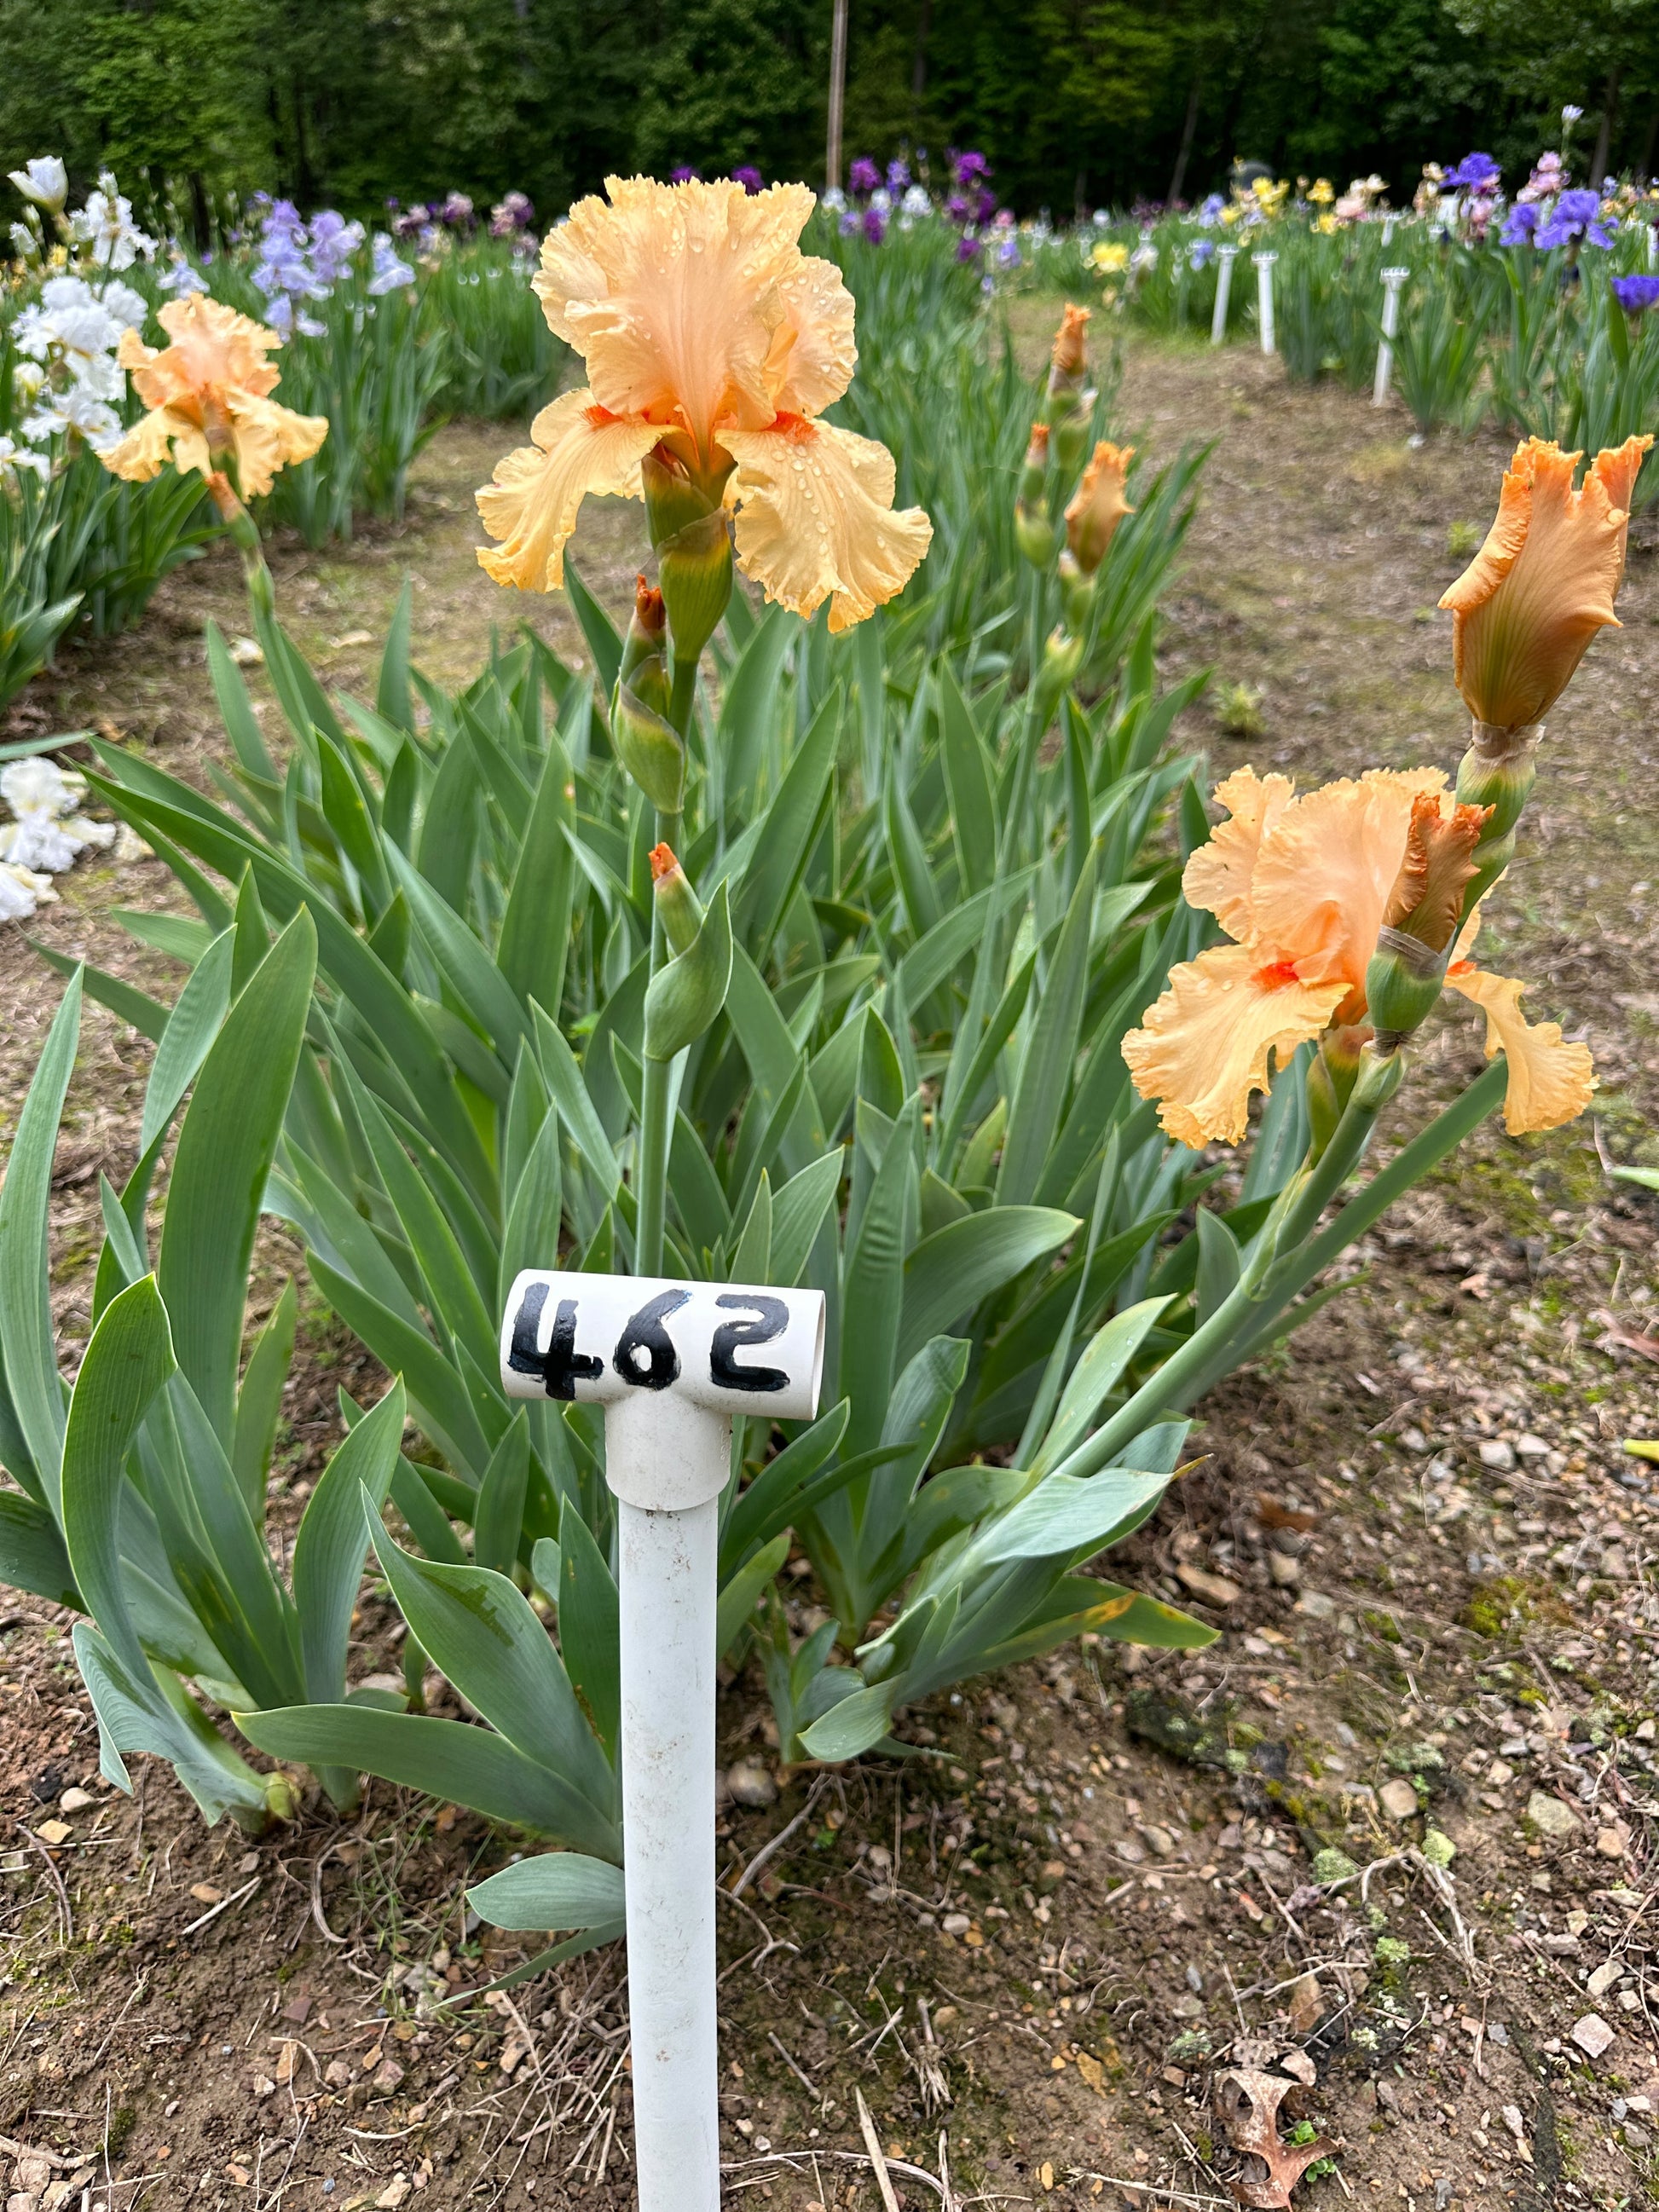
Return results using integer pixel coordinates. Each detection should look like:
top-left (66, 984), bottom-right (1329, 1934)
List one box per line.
top-left (1214, 2068), bottom-right (1338, 2209)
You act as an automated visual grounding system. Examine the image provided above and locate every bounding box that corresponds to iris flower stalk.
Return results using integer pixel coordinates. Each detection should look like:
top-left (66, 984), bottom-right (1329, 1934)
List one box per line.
top-left (474, 174), bottom-right (931, 1273)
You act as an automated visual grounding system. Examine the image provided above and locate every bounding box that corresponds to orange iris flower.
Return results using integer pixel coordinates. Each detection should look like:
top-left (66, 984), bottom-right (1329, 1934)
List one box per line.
top-left (1441, 434), bottom-right (1650, 730)
top-left (1123, 766), bottom-right (1593, 1145)
top-left (1064, 442), bottom-right (1135, 574)
top-left (100, 295), bottom-right (327, 498)
top-left (475, 176), bottom-right (933, 632)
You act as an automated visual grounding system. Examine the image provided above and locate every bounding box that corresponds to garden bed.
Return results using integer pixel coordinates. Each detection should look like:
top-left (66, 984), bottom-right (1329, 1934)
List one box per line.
top-left (0, 329), bottom-right (1655, 2212)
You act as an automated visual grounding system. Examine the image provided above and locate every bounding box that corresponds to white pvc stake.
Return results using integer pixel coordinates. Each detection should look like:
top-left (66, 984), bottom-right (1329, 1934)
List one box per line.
top-left (1382, 215), bottom-right (1396, 246)
top-left (1373, 265), bottom-right (1409, 406)
top-left (1253, 250), bottom-right (1278, 355)
top-left (501, 1271), bottom-right (826, 2212)
top-left (1211, 243), bottom-right (1238, 344)
top-left (1649, 221), bottom-right (1657, 270)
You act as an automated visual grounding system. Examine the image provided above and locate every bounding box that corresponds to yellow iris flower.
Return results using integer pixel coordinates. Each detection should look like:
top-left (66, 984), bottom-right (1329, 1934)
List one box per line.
top-left (475, 176), bottom-right (932, 633)
top-left (1090, 241), bottom-right (1130, 273)
top-left (1122, 766), bottom-right (1593, 1146)
top-left (1441, 434), bottom-right (1651, 730)
top-left (100, 295), bottom-right (327, 498)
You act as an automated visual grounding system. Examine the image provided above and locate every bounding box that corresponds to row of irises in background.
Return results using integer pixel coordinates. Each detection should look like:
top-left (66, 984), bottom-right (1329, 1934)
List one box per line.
top-left (5, 133), bottom-right (1658, 722)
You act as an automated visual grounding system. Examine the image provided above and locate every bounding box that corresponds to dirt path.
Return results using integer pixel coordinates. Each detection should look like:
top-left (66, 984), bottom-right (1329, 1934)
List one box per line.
top-left (1, 341), bottom-right (1656, 2212)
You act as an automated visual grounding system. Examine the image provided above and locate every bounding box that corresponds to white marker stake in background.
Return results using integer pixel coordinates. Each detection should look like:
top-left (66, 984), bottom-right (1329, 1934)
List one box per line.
top-left (1381, 215), bottom-right (1397, 246)
top-left (1373, 265), bottom-right (1409, 406)
top-left (1211, 243), bottom-right (1238, 344)
top-left (1253, 251), bottom-right (1278, 355)
top-left (501, 1272), bottom-right (826, 2212)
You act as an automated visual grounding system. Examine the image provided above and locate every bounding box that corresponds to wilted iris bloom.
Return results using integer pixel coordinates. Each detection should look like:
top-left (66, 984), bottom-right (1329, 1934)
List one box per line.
top-left (731, 167), bottom-right (765, 196)
top-left (1535, 188), bottom-right (1614, 250)
top-left (474, 176), bottom-right (931, 631)
top-left (1123, 767), bottom-right (1594, 1142)
top-left (848, 157), bottom-right (881, 196)
top-left (1612, 274), bottom-right (1659, 312)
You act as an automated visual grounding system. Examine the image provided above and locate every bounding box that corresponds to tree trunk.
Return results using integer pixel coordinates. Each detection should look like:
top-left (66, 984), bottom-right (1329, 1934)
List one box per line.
top-left (1168, 76), bottom-right (1202, 207)
top-left (826, 0), bottom-right (848, 192)
top-left (1591, 63), bottom-right (1620, 185)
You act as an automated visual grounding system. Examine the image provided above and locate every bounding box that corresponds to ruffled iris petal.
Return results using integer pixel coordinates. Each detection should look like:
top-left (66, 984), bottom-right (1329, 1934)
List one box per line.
top-left (1122, 942), bottom-right (1350, 1148)
top-left (720, 418), bottom-right (932, 633)
top-left (1443, 962), bottom-right (1596, 1135)
top-left (474, 388), bottom-right (659, 592)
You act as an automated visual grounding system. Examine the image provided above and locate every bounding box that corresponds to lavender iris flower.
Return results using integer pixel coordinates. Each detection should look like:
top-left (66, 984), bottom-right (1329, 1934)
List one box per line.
top-left (1536, 188), bottom-right (1613, 250)
top-left (1612, 274), bottom-right (1659, 311)
top-left (1501, 203), bottom-right (1540, 245)
top-left (887, 159), bottom-right (910, 193)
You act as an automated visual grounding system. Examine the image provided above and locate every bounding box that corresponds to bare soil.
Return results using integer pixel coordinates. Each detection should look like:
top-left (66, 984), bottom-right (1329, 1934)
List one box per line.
top-left (1, 334), bottom-right (1656, 2212)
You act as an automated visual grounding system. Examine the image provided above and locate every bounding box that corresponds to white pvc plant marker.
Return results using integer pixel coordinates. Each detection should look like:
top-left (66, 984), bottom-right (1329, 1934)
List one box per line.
top-left (1253, 250), bottom-right (1278, 355)
top-left (1649, 220), bottom-right (1657, 270)
top-left (1381, 215), bottom-right (1397, 246)
top-left (1211, 243), bottom-right (1238, 344)
top-left (1373, 265), bottom-right (1409, 406)
top-left (500, 1270), bottom-right (826, 2212)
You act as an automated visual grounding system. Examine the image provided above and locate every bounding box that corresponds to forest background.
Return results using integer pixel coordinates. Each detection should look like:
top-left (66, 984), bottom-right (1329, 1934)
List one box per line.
top-left (3, 0), bottom-right (1658, 228)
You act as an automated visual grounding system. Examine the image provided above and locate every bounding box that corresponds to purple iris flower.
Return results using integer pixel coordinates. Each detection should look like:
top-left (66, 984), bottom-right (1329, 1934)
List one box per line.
top-left (670, 165), bottom-right (700, 183)
top-left (1444, 152), bottom-right (1500, 192)
top-left (955, 234), bottom-right (980, 262)
top-left (887, 159), bottom-right (910, 193)
top-left (1612, 274), bottom-right (1659, 312)
top-left (945, 193), bottom-right (970, 223)
top-left (1189, 238), bottom-right (1216, 267)
top-left (951, 150), bottom-right (991, 186)
top-left (839, 209), bottom-right (859, 236)
top-left (1536, 188), bottom-right (1613, 250)
top-left (848, 157), bottom-right (881, 195)
top-left (731, 165), bottom-right (765, 195)
top-left (862, 206), bottom-right (886, 244)
top-left (1501, 203), bottom-right (1540, 245)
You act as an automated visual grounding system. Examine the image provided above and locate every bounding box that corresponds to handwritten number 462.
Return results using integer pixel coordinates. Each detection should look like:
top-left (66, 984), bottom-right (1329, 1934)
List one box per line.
top-left (509, 1284), bottom-right (790, 1401)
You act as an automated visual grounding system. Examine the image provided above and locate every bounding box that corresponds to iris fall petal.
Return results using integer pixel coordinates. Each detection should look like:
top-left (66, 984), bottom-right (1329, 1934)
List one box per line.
top-left (720, 418), bottom-right (933, 633)
top-left (1443, 962), bottom-right (1596, 1134)
top-left (475, 389), bottom-right (659, 592)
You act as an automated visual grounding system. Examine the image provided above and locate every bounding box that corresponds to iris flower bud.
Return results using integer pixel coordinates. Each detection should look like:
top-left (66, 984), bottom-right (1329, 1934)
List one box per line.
top-left (1064, 442), bottom-right (1135, 575)
top-left (613, 577), bottom-right (684, 810)
top-left (1364, 793), bottom-right (1488, 1049)
top-left (650, 841), bottom-right (703, 956)
top-left (1044, 303), bottom-right (1095, 476)
top-left (1014, 422), bottom-right (1057, 568)
top-left (643, 447), bottom-right (735, 665)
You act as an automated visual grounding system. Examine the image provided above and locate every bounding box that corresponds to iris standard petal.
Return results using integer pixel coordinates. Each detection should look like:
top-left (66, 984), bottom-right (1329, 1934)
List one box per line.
top-left (475, 388), bottom-right (659, 592)
top-left (536, 177), bottom-right (818, 455)
top-left (1122, 942), bottom-right (1350, 1148)
top-left (1443, 962), bottom-right (1595, 1134)
top-left (1181, 767), bottom-right (1296, 942)
top-left (720, 417), bottom-right (932, 632)
top-left (1247, 768), bottom-right (1443, 991)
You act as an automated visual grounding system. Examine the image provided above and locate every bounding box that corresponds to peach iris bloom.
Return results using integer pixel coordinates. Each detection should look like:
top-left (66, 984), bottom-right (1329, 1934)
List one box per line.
top-left (475, 176), bottom-right (933, 632)
top-left (101, 296), bottom-right (327, 497)
top-left (1441, 435), bottom-right (1650, 729)
top-left (1123, 766), bottom-right (1593, 1145)
top-left (1065, 442), bottom-right (1134, 573)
